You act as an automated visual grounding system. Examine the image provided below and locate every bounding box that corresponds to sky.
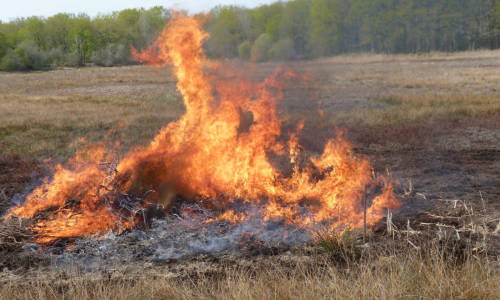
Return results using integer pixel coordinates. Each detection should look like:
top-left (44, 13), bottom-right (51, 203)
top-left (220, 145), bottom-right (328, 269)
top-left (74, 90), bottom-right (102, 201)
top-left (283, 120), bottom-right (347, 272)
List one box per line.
top-left (0, 0), bottom-right (275, 22)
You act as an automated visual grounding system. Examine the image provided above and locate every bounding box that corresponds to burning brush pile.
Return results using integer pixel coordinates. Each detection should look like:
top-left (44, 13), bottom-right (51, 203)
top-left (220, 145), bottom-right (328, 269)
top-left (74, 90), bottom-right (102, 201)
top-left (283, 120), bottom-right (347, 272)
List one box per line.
top-left (2, 16), bottom-right (399, 263)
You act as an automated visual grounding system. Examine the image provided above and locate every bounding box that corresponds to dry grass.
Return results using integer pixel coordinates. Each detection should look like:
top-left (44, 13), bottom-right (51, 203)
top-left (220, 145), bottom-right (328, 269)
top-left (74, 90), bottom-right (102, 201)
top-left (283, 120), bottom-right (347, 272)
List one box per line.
top-left (0, 65), bottom-right (182, 158)
top-left (1, 231), bottom-right (499, 300)
top-left (317, 49), bottom-right (500, 64)
top-left (279, 50), bottom-right (500, 134)
top-left (1, 51), bottom-right (499, 299)
top-left (1, 50), bottom-right (500, 158)
top-left (0, 254), bottom-right (498, 300)
top-left (0, 66), bottom-right (175, 94)
top-left (1, 194), bottom-right (498, 299)
top-left (0, 89), bottom-right (183, 158)
top-left (303, 49), bottom-right (500, 93)
top-left (327, 92), bottom-right (500, 128)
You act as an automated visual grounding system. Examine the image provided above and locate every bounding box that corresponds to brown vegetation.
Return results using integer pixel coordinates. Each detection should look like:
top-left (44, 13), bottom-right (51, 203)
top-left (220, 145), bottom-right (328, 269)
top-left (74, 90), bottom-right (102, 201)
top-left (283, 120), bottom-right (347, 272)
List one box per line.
top-left (1, 198), bottom-right (499, 299)
top-left (1, 254), bottom-right (498, 299)
top-left (0, 50), bottom-right (499, 299)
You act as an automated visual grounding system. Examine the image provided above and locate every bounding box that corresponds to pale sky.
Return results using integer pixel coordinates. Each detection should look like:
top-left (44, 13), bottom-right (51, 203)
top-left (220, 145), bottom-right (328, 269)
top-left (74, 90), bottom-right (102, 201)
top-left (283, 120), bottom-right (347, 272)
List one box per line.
top-left (0, 0), bottom-right (276, 22)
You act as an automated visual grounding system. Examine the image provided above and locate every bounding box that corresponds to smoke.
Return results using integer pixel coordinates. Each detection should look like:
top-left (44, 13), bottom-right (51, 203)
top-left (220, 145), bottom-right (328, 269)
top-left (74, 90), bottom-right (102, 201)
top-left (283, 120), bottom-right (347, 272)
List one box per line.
top-left (43, 204), bottom-right (312, 272)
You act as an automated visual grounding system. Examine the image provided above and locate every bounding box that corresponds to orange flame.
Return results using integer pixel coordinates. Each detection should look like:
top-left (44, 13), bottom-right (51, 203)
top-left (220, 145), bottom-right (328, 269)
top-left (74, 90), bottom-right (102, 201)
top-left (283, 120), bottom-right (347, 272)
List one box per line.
top-left (6, 16), bottom-right (400, 243)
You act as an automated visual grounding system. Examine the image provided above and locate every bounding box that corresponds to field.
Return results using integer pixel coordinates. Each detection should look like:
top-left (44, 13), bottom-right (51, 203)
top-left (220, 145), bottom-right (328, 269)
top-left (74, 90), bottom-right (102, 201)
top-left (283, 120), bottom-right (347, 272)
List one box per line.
top-left (1, 50), bottom-right (499, 299)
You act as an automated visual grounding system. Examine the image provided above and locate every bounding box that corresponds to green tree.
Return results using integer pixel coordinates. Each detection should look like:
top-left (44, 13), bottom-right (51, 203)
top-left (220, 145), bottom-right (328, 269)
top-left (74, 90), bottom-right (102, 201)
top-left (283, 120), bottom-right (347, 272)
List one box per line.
top-left (116, 9), bottom-right (142, 48)
top-left (0, 31), bottom-right (8, 59)
top-left (0, 20), bottom-right (26, 47)
top-left (250, 3), bottom-right (284, 41)
top-left (206, 6), bottom-right (246, 57)
top-left (497, 0), bottom-right (500, 32)
top-left (92, 14), bottom-right (121, 49)
top-left (24, 17), bottom-right (47, 49)
top-left (138, 6), bottom-right (170, 47)
top-left (69, 15), bottom-right (96, 66)
top-left (487, 0), bottom-right (500, 47)
top-left (45, 13), bottom-right (72, 51)
top-left (0, 48), bottom-right (25, 71)
top-left (15, 40), bottom-right (48, 70)
top-left (2, 1), bottom-right (500, 69)
top-left (280, 0), bottom-right (312, 56)
top-left (310, 0), bottom-right (347, 56)
top-left (268, 38), bottom-right (296, 60)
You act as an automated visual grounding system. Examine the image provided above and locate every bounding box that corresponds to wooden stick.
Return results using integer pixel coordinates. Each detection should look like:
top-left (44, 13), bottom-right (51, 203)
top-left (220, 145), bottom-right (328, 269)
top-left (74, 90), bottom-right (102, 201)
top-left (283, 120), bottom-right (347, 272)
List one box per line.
top-left (363, 186), bottom-right (367, 242)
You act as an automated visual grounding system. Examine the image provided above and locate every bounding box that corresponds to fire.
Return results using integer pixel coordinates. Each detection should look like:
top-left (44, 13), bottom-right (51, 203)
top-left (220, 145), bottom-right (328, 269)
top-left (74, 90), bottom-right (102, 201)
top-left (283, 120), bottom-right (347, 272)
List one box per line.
top-left (6, 16), bottom-right (400, 244)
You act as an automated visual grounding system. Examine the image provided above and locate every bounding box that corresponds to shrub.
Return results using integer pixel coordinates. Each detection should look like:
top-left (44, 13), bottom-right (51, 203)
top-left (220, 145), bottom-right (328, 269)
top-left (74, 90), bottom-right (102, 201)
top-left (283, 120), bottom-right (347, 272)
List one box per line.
top-left (268, 38), bottom-right (296, 61)
top-left (64, 51), bottom-right (80, 67)
top-left (317, 227), bottom-right (363, 264)
top-left (251, 33), bottom-right (272, 62)
top-left (0, 49), bottom-right (26, 71)
top-left (0, 42), bottom-right (76, 70)
top-left (45, 48), bottom-right (66, 67)
top-left (238, 41), bottom-right (251, 60)
top-left (15, 41), bottom-right (50, 70)
top-left (91, 44), bottom-right (130, 66)
top-left (91, 46), bottom-right (113, 66)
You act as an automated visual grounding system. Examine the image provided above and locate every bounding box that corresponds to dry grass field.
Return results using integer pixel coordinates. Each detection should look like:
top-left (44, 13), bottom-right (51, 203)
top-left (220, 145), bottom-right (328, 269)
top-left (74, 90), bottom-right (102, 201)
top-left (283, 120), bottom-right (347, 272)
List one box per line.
top-left (0, 50), bottom-right (499, 299)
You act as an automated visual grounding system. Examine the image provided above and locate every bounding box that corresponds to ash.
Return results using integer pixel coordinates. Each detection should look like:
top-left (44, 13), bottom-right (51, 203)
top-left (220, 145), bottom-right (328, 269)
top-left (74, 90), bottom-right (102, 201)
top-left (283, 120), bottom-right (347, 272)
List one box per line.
top-left (35, 205), bottom-right (312, 272)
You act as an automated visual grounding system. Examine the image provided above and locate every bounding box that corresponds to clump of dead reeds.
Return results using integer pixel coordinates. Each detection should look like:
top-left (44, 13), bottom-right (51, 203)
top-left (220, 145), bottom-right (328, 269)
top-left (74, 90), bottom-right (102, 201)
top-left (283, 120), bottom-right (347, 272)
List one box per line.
top-left (314, 190), bottom-right (500, 269)
top-left (0, 217), bottom-right (46, 270)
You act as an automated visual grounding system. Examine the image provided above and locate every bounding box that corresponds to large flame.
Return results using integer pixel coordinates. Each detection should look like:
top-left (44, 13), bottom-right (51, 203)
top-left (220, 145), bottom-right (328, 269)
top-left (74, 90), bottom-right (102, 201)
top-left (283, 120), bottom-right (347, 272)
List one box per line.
top-left (6, 16), bottom-right (399, 244)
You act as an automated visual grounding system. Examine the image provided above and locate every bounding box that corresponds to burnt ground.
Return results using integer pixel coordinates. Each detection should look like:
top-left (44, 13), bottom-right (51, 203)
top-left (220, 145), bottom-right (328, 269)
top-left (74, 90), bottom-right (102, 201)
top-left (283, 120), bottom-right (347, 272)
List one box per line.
top-left (0, 155), bottom-right (42, 214)
top-left (0, 54), bottom-right (499, 278)
top-left (1, 116), bottom-right (497, 277)
top-left (349, 118), bottom-right (500, 207)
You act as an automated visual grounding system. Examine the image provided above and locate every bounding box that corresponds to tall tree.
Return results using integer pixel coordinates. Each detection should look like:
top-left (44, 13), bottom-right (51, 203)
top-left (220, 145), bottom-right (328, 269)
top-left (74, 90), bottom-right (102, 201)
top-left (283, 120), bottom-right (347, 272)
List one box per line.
top-left (0, 31), bottom-right (8, 59)
top-left (70, 15), bottom-right (95, 65)
top-left (206, 6), bottom-right (246, 58)
top-left (280, 0), bottom-right (312, 56)
top-left (310, 0), bottom-right (348, 56)
top-left (24, 17), bottom-right (47, 49)
top-left (250, 3), bottom-right (284, 42)
top-left (45, 13), bottom-right (72, 51)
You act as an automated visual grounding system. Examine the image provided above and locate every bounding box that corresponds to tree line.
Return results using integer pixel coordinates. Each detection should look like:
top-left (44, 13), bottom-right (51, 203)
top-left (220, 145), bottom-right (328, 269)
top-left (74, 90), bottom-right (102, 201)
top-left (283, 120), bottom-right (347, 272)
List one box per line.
top-left (0, 7), bottom-right (170, 71)
top-left (1, 0), bottom-right (500, 71)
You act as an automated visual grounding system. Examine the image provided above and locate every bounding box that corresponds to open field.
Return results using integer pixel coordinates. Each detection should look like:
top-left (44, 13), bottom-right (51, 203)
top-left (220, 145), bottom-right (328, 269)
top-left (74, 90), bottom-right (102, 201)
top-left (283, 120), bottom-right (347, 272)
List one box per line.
top-left (1, 50), bottom-right (499, 299)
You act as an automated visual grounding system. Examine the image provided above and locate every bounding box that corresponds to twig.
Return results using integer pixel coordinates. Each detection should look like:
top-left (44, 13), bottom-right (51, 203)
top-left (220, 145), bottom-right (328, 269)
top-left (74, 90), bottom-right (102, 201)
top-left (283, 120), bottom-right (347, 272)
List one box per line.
top-left (363, 186), bottom-right (367, 242)
top-left (387, 209), bottom-right (394, 239)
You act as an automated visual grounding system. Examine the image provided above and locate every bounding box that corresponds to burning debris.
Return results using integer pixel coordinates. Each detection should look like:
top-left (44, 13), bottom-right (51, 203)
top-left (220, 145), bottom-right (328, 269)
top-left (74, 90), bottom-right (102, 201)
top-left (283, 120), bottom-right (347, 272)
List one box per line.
top-left (5, 16), bottom-right (399, 248)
